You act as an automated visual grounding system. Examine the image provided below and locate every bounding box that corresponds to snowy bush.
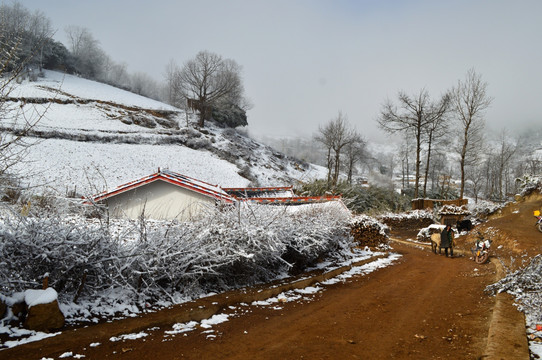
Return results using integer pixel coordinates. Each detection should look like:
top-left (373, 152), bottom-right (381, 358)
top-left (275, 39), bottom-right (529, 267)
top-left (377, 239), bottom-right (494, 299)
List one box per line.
top-left (467, 200), bottom-right (505, 219)
top-left (0, 211), bottom-right (119, 297)
top-left (124, 203), bottom-right (354, 298)
top-left (299, 180), bottom-right (412, 214)
top-left (516, 175), bottom-right (542, 196)
top-left (486, 254), bottom-right (542, 324)
top-left (0, 201), bottom-right (355, 307)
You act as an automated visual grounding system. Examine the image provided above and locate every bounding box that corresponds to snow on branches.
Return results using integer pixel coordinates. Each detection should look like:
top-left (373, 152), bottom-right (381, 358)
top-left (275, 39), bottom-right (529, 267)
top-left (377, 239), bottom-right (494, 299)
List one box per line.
top-left (486, 254), bottom-right (542, 325)
top-left (0, 201), bottom-right (355, 308)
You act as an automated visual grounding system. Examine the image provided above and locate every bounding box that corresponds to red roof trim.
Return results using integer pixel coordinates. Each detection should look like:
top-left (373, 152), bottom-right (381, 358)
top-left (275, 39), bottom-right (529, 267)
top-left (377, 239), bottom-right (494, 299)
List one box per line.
top-left (243, 195), bottom-right (341, 204)
top-left (88, 171), bottom-right (234, 204)
top-left (222, 186), bottom-right (293, 191)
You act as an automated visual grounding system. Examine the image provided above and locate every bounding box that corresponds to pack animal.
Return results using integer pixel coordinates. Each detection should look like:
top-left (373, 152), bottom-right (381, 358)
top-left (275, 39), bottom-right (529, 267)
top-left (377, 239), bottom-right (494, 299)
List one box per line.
top-left (430, 233), bottom-right (441, 254)
top-left (456, 219), bottom-right (473, 233)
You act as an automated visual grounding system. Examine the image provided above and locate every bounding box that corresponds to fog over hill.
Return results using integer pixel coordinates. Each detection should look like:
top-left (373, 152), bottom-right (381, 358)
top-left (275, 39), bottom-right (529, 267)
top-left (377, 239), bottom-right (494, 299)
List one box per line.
top-left (5, 71), bottom-right (326, 197)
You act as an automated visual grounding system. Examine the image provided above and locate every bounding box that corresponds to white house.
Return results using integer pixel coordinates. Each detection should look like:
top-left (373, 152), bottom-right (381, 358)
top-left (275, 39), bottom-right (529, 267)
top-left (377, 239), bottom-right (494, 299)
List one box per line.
top-left (88, 168), bottom-right (235, 221)
top-left (89, 169), bottom-right (347, 221)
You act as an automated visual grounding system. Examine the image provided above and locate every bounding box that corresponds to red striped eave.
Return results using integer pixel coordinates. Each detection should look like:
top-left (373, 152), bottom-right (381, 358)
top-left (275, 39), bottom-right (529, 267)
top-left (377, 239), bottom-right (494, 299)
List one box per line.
top-left (222, 186), bottom-right (293, 191)
top-left (243, 195), bottom-right (341, 204)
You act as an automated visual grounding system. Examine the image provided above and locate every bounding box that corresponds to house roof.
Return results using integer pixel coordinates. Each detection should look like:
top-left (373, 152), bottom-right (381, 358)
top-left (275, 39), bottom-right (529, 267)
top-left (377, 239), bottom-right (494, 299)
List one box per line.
top-left (88, 168), bottom-right (235, 203)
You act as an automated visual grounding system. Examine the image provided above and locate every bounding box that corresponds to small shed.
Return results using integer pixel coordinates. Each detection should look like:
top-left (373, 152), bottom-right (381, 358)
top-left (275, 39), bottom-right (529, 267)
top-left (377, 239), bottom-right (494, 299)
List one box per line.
top-left (88, 169), bottom-right (234, 221)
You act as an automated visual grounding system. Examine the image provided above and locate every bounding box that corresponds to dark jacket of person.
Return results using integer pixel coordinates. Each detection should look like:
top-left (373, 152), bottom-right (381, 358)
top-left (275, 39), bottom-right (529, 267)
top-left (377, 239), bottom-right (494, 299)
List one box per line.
top-left (440, 226), bottom-right (454, 248)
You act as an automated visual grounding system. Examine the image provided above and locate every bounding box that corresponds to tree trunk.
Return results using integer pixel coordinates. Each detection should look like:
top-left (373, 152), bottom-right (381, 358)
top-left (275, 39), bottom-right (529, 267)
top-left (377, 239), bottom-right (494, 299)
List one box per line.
top-left (326, 147), bottom-right (333, 187)
top-left (414, 131), bottom-right (421, 198)
top-left (423, 131), bottom-right (434, 198)
top-left (333, 148), bottom-right (341, 187)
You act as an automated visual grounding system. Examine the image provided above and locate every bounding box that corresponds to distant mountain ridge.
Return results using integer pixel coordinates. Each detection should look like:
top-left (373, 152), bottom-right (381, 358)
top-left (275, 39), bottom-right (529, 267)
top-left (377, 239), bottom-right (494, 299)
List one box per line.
top-left (5, 71), bottom-right (325, 197)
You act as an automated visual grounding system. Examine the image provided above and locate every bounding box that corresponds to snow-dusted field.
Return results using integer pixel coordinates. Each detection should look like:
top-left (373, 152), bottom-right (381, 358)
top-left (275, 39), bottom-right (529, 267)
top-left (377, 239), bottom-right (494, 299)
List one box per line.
top-left (5, 70), bottom-right (326, 195)
top-left (10, 70), bottom-right (176, 111)
top-left (16, 138), bottom-right (250, 195)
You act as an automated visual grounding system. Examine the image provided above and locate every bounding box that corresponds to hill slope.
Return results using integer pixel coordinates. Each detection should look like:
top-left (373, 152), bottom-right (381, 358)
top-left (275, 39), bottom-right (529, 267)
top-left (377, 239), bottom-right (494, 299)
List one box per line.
top-left (3, 71), bottom-right (325, 196)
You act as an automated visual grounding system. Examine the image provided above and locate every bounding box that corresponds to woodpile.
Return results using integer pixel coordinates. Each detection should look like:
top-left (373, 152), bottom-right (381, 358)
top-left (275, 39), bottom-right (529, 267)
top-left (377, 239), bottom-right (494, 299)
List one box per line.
top-left (350, 215), bottom-right (389, 248)
top-left (378, 210), bottom-right (435, 234)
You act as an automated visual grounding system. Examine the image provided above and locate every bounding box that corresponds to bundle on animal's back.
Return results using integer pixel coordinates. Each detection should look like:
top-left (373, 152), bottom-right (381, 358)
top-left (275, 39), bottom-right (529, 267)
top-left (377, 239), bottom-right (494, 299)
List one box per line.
top-left (350, 215), bottom-right (389, 248)
top-left (417, 224), bottom-right (446, 253)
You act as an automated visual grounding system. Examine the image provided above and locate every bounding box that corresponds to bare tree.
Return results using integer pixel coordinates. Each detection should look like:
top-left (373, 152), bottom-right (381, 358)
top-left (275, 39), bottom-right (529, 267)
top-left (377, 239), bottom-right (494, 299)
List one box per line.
top-left (344, 133), bottom-right (366, 184)
top-left (65, 25), bottom-right (106, 79)
top-left (494, 129), bottom-right (517, 201)
top-left (173, 51), bottom-right (245, 128)
top-left (314, 112), bottom-right (357, 187)
top-left (465, 163), bottom-right (485, 203)
top-left (0, 2), bottom-right (53, 72)
top-left (451, 68), bottom-right (493, 199)
top-left (163, 58), bottom-right (180, 106)
top-left (314, 121), bottom-right (335, 186)
top-left (378, 89), bottom-right (447, 198)
top-left (398, 137), bottom-right (413, 193)
top-left (0, 30), bottom-right (48, 191)
top-left (421, 93), bottom-right (451, 197)
top-left (329, 112), bottom-right (356, 187)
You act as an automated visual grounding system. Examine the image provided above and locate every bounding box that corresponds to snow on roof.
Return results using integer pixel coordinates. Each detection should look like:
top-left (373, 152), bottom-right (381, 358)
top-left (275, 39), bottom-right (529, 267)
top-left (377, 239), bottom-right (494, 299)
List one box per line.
top-left (90, 168), bottom-right (235, 203)
top-left (223, 186), bottom-right (294, 199)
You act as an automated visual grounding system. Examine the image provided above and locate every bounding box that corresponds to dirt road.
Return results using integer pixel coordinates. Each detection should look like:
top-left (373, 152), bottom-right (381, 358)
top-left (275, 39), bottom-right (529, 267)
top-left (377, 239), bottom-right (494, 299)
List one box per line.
top-left (2, 242), bottom-right (500, 360)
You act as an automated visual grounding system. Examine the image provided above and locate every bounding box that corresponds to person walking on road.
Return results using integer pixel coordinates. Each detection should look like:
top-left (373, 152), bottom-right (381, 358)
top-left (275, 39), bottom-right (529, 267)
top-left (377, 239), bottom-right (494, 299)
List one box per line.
top-left (440, 224), bottom-right (454, 258)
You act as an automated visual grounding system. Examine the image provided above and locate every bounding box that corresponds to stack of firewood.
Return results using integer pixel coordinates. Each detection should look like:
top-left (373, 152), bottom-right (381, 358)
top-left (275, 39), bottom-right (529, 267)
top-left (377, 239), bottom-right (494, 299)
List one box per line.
top-left (350, 215), bottom-right (389, 248)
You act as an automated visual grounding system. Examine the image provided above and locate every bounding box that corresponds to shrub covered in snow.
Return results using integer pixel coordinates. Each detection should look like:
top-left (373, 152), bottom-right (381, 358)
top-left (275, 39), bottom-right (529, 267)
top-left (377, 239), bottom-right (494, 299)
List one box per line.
top-left (299, 180), bottom-right (412, 214)
top-left (467, 200), bottom-right (505, 219)
top-left (0, 201), bottom-right (355, 308)
top-left (486, 254), bottom-right (542, 327)
top-left (516, 175), bottom-right (542, 197)
top-left (0, 211), bottom-right (120, 296)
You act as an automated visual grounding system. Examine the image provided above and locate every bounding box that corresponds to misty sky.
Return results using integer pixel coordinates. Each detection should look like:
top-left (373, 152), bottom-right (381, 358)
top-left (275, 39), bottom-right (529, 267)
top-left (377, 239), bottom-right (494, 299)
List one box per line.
top-left (22, 0), bottom-right (542, 142)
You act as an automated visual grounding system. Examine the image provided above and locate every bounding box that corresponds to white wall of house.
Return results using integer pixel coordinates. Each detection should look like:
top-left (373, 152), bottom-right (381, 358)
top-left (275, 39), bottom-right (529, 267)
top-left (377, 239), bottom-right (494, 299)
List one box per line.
top-left (106, 180), bottom-right (216, 220)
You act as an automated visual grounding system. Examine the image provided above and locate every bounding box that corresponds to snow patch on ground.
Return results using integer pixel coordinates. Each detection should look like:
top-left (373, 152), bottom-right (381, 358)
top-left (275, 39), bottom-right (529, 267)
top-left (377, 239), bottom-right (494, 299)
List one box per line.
top-left (109, 331), bottom-right (148, 342)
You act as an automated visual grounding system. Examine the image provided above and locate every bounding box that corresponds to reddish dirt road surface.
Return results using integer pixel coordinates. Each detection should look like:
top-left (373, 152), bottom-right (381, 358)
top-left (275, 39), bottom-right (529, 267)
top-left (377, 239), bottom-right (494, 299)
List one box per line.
top-left (3, 193), bottom-right (541, 360)
top-left (2, 242), bottom-right (499, 360)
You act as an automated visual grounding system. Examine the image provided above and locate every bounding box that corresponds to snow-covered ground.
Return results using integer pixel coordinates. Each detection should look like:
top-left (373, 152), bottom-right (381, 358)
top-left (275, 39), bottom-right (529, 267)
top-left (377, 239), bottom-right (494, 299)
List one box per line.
top-left (18, 138), bottom-right (249, 195)
top-left (10, 70), bottom-right (176, 111)
top-left (5, 70), bottom-right (326, 196)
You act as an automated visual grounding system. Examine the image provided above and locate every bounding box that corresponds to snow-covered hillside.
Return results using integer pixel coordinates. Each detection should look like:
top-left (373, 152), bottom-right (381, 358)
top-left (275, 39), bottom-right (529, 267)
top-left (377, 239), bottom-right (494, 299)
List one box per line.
top-left (4, 71), bottom-right (326, 196)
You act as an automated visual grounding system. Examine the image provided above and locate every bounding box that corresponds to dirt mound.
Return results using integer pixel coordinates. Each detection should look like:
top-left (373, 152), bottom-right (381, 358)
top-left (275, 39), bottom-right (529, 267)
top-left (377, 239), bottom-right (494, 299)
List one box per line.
top-left (454, 193), bottom-right (542, 271)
